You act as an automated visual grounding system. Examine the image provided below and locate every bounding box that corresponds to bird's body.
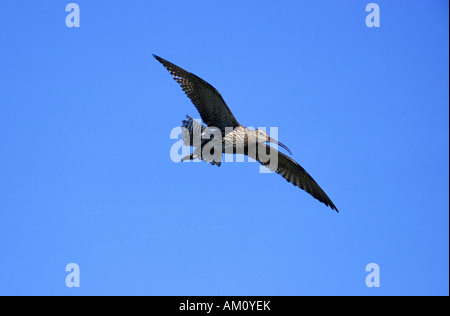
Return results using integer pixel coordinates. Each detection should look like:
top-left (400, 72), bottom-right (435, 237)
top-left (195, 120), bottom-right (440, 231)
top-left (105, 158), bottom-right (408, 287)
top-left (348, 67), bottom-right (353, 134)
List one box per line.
top-left (154, 54), bottom-right (338, 212)
top-left (181, 116), bottom-right (277, 167)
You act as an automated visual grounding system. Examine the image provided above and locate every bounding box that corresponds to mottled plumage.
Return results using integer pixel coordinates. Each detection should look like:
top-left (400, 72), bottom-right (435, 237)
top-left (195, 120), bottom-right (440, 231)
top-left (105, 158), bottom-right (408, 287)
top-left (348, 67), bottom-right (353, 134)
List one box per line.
top-left (154, 54), bottom-right (338, 212)
top-left (154, 55), bottom-right (240, 134)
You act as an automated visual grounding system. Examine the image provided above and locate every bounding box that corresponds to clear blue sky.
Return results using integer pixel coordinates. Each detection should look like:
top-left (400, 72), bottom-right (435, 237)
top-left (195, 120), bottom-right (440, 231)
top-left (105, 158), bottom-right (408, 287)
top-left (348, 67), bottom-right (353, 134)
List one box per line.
top-left (0, 1), bottom-right (448, 296)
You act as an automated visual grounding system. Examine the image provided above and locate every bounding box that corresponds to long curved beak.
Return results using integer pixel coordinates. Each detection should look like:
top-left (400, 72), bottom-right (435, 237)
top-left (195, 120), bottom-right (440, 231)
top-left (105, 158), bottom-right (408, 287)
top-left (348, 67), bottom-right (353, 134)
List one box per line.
top-left (268, 137), bottom-right (293, 155)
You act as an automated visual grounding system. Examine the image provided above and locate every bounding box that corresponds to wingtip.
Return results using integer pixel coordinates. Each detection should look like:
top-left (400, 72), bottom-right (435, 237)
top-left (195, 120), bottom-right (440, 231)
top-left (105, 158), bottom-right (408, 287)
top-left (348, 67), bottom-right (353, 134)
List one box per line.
top-left (331, 205), bottom-right (339, 213)
top-left (153, 54), bottom-right (167, 64)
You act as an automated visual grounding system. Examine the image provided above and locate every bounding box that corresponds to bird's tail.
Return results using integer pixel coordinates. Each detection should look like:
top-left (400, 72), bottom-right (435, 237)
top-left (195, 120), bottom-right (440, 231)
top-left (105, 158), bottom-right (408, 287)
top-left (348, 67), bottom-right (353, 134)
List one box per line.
top-left (181, 115), bottom-right (221, 167)
top-left (181, 115), bottom-right (204, 148)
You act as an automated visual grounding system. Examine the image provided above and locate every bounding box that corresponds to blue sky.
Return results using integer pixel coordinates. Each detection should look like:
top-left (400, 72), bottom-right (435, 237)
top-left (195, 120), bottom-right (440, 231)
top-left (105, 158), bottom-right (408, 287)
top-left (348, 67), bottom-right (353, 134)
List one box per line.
top-left (0, 1), bottom-right (448, 296)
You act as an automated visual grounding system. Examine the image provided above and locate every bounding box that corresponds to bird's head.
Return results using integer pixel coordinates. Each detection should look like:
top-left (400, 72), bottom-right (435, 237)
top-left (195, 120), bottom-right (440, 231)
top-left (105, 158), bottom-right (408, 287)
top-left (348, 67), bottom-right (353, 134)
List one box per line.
top-left (254, 129), bottom-right (292, 155)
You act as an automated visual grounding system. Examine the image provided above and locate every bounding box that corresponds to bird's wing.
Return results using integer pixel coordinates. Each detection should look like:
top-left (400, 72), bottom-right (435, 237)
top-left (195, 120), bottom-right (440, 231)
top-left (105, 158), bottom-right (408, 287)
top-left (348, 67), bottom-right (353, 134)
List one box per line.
top-left (248, 144), bottom-right (338, 212)
top-left (153, 55), bottom-right (240, 133)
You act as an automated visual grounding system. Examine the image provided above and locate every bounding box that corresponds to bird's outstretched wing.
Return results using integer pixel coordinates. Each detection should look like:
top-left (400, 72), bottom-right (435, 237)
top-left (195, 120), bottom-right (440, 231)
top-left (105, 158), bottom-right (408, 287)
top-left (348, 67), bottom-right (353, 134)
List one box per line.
top-left (153, 55), bottom-right (240, 134)
top-left (248, 145), bottom-right (338, 212)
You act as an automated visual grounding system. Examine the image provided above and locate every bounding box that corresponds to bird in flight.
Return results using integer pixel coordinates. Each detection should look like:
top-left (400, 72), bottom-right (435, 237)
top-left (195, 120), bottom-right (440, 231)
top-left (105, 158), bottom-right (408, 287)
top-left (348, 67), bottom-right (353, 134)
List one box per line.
top-left (154, 54), bottom-right (338, 212)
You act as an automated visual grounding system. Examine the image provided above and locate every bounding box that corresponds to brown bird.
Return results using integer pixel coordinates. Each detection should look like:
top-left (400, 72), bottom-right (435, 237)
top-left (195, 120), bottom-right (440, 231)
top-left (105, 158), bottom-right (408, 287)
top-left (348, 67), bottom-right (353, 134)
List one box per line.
top-left (154, 54), bottom-right (338, 212)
